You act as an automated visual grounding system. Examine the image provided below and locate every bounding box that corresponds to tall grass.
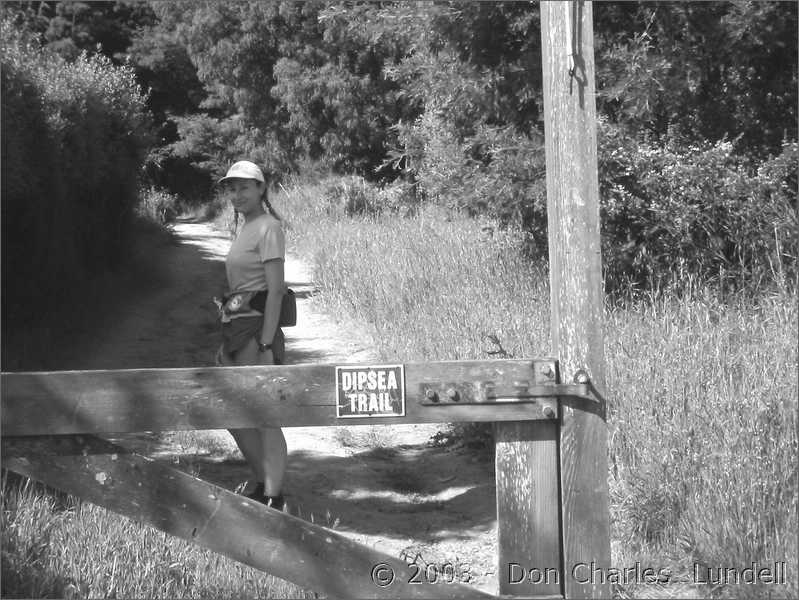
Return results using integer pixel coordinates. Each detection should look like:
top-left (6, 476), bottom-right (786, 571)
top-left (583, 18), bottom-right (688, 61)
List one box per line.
top-left (272, 177), bottom-right (798, 599)
top-left (0, 475), bottom-right (317, 599)
top-left (606, 290), bottom-right (797, 598)
top-left (276, 178), bottom-right (549, 362)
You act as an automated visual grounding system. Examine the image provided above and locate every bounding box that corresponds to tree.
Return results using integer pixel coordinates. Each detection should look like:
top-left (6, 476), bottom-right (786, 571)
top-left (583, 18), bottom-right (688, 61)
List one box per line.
top-left (127, 23), bottom-right (205, 123)
top-left (1, 1), bottom-right (157, 61)
top-left (594, 1), bottom-right (797, 156)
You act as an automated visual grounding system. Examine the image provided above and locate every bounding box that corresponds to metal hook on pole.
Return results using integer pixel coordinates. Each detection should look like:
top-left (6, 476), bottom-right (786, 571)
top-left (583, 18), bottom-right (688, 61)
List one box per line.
top-left (566, 1), bottom-right (576, 78)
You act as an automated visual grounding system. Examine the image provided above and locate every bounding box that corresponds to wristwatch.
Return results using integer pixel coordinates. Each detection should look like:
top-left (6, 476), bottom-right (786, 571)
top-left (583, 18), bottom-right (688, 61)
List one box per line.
top-left (256, 340), bottom-right (272, 353)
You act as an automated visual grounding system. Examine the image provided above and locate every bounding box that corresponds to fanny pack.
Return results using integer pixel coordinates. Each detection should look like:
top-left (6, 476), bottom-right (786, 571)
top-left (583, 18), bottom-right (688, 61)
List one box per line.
top-left (215, 288), bottom-right (297, 326)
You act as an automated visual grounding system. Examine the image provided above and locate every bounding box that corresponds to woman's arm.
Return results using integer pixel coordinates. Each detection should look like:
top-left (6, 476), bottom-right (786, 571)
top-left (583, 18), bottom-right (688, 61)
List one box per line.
top-left (257, 258), bottom-right (285, 361)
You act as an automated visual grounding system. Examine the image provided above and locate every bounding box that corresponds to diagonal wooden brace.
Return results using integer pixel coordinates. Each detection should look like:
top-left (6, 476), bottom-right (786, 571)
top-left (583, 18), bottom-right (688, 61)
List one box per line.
top-left (2, 435), bottom-right (494, 600)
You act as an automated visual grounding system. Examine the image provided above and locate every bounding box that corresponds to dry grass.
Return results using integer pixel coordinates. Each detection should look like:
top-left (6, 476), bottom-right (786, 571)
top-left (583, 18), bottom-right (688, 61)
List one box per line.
top-left (333, 424), bottom-right (399, 453)
top-left (605, 290), bottom-right (797, 599)
top-left (0, 475), bottom-right (317, 599)
top-left (272, 178), bottom-right (798, 600)
top-left (2, 176), bottom-right (794, 599)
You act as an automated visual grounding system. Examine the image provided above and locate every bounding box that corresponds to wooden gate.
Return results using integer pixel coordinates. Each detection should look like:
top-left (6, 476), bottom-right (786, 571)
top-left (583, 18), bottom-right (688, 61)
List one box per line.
top-left (2, 358), bottom-right (605, 599)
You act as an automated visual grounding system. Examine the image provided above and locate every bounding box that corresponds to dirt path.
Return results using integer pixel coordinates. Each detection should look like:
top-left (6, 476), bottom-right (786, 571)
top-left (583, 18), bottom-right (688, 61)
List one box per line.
top-left (67, 218), bottom-right (499, 595)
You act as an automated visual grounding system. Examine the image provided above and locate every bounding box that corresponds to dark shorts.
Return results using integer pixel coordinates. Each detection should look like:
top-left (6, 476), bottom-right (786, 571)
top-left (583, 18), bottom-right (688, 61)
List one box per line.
top-left (220, 316), bottom-right (285, 364)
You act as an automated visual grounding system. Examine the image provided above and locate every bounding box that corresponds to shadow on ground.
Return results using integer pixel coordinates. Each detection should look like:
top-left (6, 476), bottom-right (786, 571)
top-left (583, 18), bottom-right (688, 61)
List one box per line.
top-left (172, 440), bottom-right (497, 544)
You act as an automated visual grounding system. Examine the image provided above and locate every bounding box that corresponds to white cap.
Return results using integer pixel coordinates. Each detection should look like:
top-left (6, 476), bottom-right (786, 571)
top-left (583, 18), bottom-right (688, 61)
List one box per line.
top-left (218, 160), bottom-right (265, 184)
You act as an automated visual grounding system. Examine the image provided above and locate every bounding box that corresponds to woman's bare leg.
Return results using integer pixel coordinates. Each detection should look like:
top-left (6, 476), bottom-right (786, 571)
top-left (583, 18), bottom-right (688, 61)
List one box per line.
top-left (261, 427), bottom-right (287, 496)
top-left (228, 428), bottom-right (266, 482)
top-left (223, 337), bottom-right (287, 499)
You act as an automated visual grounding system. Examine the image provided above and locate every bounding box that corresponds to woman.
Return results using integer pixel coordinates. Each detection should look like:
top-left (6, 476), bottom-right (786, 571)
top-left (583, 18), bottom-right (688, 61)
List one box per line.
top-left (217, 160), bottom-right (287, 510)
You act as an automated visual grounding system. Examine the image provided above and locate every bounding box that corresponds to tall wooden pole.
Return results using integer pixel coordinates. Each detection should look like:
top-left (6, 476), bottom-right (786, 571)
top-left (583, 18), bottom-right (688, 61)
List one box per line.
top-left (541, 2), bottom-right (611, 599)
top-left (495, 4), bottom-right (610, 598)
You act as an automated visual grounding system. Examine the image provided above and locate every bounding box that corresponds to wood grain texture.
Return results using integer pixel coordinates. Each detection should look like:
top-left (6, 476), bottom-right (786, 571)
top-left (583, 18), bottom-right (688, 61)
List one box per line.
top-left (495, 419), bottom-right (561, 596)
top-left (541, 2), bottom-right (611, 599)
top-left (1, 360), bottom-right (557, 435)
top-left (2, 435), bottom-right (493, 600)
top-left (496, 357), bottom-right (562, 597)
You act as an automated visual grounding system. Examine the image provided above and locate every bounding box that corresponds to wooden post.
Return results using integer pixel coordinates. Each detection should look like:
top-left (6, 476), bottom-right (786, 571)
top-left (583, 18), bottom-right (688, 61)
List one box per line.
top-left (541, 2), bottom-right (611, 599)
top-left (495, 368), bottom-right (561, 597)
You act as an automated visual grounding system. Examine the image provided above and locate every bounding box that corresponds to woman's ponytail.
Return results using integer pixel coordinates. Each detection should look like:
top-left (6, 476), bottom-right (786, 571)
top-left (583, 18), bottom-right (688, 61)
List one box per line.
top-left (261, 184), bottom-right (281, 221)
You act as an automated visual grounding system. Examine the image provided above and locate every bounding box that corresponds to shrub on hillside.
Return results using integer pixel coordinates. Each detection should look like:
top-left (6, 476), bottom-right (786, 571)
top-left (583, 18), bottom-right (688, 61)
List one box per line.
top-left (1, 20), bottom-right (152, 323)
top-left (598, 122), bottom-right (798, 295)
top-left (397, 113), bottom-right (548, 245)
top-left (319, 175), bottom-right (419, 218)
top-left (400, 109), bottom-right (796, 294)
top-left (137, 187), bottom-right (179, 225)
top-left (1, 52), bottom-right (71, 322)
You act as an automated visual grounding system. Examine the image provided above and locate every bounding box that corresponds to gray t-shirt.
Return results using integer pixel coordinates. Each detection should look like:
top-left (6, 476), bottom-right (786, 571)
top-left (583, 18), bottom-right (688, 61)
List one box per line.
top-left (223, 213), bottom-right (285, 320)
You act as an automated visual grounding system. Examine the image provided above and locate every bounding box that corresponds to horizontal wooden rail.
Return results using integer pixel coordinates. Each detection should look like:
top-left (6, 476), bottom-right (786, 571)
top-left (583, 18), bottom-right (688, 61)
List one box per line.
top-left (2, 435), bottom-right (495, 599)
top-left (1, 359), bottom-right (558, 436)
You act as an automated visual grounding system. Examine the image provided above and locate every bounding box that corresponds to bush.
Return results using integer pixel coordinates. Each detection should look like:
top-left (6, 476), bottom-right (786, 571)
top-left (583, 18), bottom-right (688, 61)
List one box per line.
top-left (1, 42), bottom-right (69, 321)
top-left (142, 147), bottom-right (214, 209)
top-left (319, 175), bottom-right (381, 217)
top-left (401, 108), bottom-right (797, 295)
top-left (316, 174), bottom-right (419, 218)
top-left (397, 113), bottom-right (548, 243)
top-left (1, 20), bottom-right (152, 324)
top-left (598, 122), bottom-right (798, 295)
top-left (137, 187), bottom-right (180, 225)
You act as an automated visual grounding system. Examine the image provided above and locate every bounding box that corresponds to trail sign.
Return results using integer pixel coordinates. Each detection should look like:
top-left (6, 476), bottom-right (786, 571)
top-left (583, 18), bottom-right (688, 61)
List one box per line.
top-left (335, 364), bottom-right (405, 418)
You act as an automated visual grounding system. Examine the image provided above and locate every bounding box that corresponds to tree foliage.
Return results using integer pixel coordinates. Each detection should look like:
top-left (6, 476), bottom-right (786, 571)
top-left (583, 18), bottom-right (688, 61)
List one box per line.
top-left (1, 1), bottom-right (157, 61)
top-left (1, 18), bottom-right (152, 321)
top-left (594, 2), bottom-right (797, 156)
top-left (4, 0), bottom-right (796, 292)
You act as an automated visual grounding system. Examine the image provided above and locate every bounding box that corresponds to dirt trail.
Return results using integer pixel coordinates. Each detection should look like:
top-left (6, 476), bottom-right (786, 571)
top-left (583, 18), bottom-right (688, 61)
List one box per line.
top-left (69, 218), bottom-right (499, 595)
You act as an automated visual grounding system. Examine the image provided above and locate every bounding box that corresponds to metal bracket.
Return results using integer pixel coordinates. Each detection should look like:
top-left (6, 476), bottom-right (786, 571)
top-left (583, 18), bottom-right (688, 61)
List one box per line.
top-left (418, 370), bottom-right (597, 412)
